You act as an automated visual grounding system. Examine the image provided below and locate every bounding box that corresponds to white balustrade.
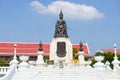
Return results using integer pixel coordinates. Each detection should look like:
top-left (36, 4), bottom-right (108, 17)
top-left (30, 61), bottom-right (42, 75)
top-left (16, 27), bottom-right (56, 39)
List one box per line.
top-left (0, 65), bottom-right (16, 80)
top-left (29, 61), bottom-right (35, 67)
top-left (0, 67), bottom-right (10, 74)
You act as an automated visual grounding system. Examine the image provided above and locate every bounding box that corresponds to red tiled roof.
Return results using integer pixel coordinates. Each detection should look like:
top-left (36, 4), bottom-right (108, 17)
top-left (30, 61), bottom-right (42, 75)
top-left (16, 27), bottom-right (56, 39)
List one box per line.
top-left (0, 42), bottom-right (90, 56)
top-left (101, 49), bottom-right (120, 54)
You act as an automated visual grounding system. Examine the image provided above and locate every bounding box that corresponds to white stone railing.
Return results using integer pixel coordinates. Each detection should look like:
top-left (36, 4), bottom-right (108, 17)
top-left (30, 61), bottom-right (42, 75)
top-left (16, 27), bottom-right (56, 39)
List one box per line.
top-left (0, 67), bottom-right (10, 74)
top-left (0, 65), bottom-right (16, 80)
top-left (115, 66), bottom-right (120, 75)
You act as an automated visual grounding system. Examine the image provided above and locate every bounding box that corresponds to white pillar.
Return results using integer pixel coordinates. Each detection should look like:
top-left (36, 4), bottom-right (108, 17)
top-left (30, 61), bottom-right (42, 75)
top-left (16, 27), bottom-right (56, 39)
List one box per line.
top-left (10, 44), bottom-right (18, 71)
top-left (78, 51), bottom-right (85, 67)
top-left (36, 51), bottom-right (44, 66)
top-left (112, 44), bottom-right (120, 72)
top-left (114, 44), bottom-right (117, 59)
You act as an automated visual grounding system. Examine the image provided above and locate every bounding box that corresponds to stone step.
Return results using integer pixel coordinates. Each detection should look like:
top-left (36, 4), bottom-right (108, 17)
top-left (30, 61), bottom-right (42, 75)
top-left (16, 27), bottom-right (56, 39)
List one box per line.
top-left (11, 67), bottom-right (120, 80)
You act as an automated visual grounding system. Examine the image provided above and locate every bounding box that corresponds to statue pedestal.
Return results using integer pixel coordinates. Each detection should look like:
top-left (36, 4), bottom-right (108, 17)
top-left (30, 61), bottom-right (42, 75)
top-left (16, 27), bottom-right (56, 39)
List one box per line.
top-left (36, 51), bottom-right (44, 66)
top-left (50, 38), bottom-right (73, 64)
top-left (78, 51), bottom-right (86, 67)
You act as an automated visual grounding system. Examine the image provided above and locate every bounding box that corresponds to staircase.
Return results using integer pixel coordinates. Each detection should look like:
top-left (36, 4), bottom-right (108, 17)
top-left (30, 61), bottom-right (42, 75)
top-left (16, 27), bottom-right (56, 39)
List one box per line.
top-left (11, 67), bottom-right (120, 80)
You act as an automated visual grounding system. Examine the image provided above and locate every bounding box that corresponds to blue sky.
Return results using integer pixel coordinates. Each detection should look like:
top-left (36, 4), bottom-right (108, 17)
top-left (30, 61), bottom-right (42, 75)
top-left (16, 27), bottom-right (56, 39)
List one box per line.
top-left (0, 0), bottom-right (120, 55)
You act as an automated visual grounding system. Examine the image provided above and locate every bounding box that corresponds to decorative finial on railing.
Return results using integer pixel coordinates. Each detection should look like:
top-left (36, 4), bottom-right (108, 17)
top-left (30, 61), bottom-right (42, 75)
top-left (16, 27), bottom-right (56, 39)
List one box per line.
top-left (112, 43), bottom-right (120, 72)
top-left (114, 44), bottom-right (117, 59)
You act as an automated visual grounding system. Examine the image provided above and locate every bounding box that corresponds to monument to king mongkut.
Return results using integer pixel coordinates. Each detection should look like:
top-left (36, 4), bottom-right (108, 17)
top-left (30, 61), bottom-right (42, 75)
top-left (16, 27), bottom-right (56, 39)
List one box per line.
top-left (50, 10), bottom-right (73, 63)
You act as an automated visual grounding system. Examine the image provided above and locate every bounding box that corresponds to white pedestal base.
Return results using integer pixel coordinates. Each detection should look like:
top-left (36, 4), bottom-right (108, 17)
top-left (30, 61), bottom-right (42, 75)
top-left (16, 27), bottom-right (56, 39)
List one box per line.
top-left (50, 38), bottom-right (73, 64)
top-left (36, 51), bottom-right (44, 66)
top-left (78, 51), bottom-right (86, 67)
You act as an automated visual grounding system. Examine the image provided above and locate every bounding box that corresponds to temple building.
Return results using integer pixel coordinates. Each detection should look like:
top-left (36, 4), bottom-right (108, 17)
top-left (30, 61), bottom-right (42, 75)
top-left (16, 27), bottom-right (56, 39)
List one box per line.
top-left (99, 49), bottom-right (120, 54)
top-left (0, 42), bottom-right (90, 61)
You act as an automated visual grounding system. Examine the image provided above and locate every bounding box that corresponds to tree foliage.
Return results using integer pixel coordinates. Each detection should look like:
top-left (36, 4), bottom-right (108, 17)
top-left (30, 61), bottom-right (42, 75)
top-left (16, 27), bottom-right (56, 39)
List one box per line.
top-left (90, 59), bottom-right (97, 67)
top-left (84, 56), bottom-right (89, 61)
top-left (73, 48), bottom-right (79, 59)
top-left (94, 52), bottom-right (104, 56)
top-left (0, 59), bottom-right (6, 66)
top-left (43, 56), bottom-right (49, 62)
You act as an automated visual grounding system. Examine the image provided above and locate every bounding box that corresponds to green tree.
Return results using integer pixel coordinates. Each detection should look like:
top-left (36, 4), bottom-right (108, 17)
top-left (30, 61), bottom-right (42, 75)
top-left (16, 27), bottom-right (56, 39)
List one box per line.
top-left (84, 56), bottom-right (89, 61)
top-left (0, 59), bottom-right (6, 66)
top-left (103, 52), bottom-right (114, 63)
top-left (73, 48), bottom-right (78, 59)
top-left (94, 52), bottom-right (104, 56)
top-left (90, 59), bottom-right (97, 67)
top-left (43, 56), bottom-right (49, 63)
top-left (117, 54), bottom-right (120, 61)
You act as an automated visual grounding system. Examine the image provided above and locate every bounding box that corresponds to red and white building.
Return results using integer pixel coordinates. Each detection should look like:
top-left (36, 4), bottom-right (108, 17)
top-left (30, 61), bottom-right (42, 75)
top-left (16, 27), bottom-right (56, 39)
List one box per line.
top-left (0, 42), bottom-right (90, 61)
top-left (100, 49), bottom-right (120, 54)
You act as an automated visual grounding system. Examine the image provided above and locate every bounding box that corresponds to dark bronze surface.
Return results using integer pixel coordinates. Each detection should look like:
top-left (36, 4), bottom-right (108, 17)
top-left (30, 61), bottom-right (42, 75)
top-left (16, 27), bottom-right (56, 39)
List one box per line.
top-left (39, 41), bottom-right (43, 51)
top-left (54, 10), bottom-right (68, 38)
top-left (56, 42), bottom-right (66, 57)
top-left (79, 41), bottom-right (83, 51)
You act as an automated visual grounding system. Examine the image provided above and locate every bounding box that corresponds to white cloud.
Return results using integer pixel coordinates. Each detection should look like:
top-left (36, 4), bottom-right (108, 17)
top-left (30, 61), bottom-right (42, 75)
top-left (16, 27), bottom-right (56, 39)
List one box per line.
top-left (30, 1), bottom-right (104, 20)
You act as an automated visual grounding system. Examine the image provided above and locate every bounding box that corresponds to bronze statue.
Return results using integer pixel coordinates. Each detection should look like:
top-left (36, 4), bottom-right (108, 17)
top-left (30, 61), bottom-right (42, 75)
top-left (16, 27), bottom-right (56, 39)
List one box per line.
top-left (39, 41), bottom-right (43, 51)
top-left (54, 10), bottom-right (68, 38)
top-left (79, 41), bottom-right (83, 51)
